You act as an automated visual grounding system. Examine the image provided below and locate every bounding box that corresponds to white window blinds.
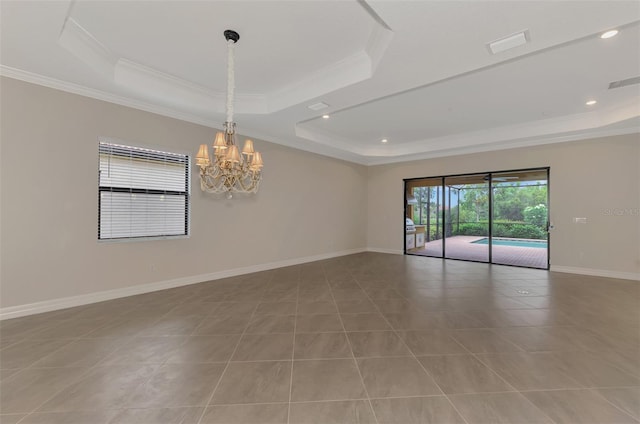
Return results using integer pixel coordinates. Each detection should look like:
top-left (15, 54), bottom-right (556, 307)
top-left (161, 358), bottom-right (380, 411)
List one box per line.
top-left (98, 141), bottom-right (189, 240)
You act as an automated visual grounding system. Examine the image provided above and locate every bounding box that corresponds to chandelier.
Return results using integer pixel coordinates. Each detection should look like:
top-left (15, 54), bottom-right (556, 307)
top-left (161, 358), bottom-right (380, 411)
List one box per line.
top-left (196, 30), bottom-right (263, 199)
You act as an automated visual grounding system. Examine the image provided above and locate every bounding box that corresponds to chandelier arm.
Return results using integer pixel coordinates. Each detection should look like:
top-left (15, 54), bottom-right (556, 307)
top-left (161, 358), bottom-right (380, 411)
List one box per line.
top-left (238, 171), bottom-right (261, 193)
top-left (201, 164), bottom-right (261, 194)
top-left (226, 39), bottom-right (235, 124)
top-left (200, 168), bottom-right (222, 193)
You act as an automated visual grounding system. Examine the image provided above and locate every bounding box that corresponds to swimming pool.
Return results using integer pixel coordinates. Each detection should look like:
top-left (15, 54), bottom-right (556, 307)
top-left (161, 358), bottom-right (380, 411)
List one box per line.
top-left (471, 238), bottom-right (547, 248)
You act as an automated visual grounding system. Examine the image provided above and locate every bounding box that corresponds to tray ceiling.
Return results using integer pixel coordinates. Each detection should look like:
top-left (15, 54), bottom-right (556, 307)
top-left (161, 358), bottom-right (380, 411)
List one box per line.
top-left (1, 1), bottom-right (639, 165)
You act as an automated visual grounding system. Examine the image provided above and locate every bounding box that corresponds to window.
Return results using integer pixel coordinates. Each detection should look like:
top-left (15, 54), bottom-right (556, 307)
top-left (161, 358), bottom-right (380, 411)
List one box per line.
top-left (98, 140), bottom-right (190, 240)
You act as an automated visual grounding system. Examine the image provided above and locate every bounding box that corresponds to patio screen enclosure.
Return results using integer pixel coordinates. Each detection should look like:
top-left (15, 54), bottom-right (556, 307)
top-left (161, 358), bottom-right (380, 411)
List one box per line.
top-left (404, 167), bottom-right (549, 269)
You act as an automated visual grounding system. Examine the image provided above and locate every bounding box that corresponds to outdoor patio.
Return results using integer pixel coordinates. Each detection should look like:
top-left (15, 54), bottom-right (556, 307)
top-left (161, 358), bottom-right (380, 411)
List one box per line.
top-left (410, 235), bottom-right (548, 269)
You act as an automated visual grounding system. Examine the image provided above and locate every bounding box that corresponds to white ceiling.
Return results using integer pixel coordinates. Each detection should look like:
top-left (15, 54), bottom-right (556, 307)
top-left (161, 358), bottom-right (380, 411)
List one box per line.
top-left (2, 0), bottom-right (639, 165)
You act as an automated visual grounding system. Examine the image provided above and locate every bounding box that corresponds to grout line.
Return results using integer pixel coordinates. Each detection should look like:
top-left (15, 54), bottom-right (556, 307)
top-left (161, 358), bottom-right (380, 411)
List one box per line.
top-left (349, 270), bottom-right (474, 424)
top-left (194, 283), bottom-right (265, 424)
top-left (5, 256), bottom-right (639, 423)
top-left (325, 269), bottom-right (380, 424)
top-left (13, 361), bottom-right (100, 418)
top-left (286, 271), bottom-right (301, 424)
top-left (7, 335), bottom-right (109, 418)
top-left (7, 294), bottom-right (211, 422)
top-left (444, 314), bottom-right (562, 424)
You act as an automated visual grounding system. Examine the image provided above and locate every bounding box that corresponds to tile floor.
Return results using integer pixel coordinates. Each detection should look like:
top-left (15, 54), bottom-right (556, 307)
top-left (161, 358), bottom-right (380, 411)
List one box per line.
top-left (0, 252), bottom-right (638, 423)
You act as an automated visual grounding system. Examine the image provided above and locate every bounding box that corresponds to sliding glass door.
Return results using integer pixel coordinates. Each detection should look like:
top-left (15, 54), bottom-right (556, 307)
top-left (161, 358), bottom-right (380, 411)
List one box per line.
top-left (491, 169), bottom-right (549, 268)
top-left (406, 177), bottom-right (443, 257)
top-left (404, 167), bottom-right (549, 269)
top-left (444, 174), bottom-right (489, 263)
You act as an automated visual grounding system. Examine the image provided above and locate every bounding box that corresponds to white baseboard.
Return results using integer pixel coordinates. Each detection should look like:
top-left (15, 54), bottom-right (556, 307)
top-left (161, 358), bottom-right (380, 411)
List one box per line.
top-left (367, 248), bottom-right (640, 281)
top-left (550, 265), bottom-right (640, 281)
top-left (5, 249), bottom-right (636, 320)
top-left (366, 247), bottom-right (403, 255)
top-left (0, 248), bottom-right (367, 320)
top-left (367, 249), bottom-right (640, 281)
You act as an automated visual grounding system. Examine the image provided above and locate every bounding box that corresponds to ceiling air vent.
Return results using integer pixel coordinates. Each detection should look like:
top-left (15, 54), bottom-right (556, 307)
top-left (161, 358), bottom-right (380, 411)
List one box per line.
top-left (608, 76), bottom-right (640, 90)
top-left (487, 30), bottom-right (529, 55)
top-left (307, 102), bottom-right (330, 111)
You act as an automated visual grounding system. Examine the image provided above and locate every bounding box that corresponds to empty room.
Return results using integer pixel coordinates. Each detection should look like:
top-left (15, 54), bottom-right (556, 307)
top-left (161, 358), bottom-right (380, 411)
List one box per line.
top-left (1, 1), bottom-right (639, 423)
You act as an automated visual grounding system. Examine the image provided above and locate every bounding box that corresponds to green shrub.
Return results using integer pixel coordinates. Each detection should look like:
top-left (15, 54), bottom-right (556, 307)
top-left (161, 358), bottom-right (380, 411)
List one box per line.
top-left (492, 223), bottom-right (509, 237)
top-left (452, 221), bottom-right (546, 239)
top-left (427, 226), bottom-right (442, 241)
top-left (505, 224), bottom-right (546, 239)
top-left (524, 204), bottom-right (547, 228)
top-left (454, 222), bottom-right (488, 236)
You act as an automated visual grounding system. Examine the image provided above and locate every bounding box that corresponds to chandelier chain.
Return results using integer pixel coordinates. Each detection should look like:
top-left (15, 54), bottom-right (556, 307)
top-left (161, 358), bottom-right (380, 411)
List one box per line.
top-left (226, 39), bottom-right (235, 124)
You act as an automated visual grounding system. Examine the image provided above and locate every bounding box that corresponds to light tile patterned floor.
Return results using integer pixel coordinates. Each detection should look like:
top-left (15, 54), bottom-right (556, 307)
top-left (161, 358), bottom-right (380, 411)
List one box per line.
top-left (1, 253), bottom-right (638, 423)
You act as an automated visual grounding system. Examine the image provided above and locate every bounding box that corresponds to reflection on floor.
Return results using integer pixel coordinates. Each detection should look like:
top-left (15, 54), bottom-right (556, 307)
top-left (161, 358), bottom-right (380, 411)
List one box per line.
top-left (0, 252), bottom-right (638, 423)
top-left (410, 235), bottom-right (548, 269)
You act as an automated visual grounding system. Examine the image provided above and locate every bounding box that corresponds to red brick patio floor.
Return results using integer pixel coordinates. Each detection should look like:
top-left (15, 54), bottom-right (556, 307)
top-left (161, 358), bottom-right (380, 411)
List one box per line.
top-left (409, 235), bottom-right (548, 269)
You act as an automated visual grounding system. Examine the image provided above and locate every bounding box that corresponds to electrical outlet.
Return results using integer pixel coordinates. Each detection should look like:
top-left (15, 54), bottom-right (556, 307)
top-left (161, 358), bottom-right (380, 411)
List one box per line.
top-left (574, 217), bottom-right (587, 224)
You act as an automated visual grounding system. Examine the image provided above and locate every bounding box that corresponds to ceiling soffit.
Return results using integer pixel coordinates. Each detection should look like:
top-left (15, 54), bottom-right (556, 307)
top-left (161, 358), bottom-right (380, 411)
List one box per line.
top-left (295, 20), bottom-right (640, 162)
top-left (1, 1), bottom-right (638, 166)
top-left (57, 5), bottom-right (393, 116)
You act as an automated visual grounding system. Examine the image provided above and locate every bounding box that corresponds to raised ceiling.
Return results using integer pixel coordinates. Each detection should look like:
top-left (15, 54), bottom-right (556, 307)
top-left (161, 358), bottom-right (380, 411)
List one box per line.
top-left (2, 1), bottom-right (639, 165)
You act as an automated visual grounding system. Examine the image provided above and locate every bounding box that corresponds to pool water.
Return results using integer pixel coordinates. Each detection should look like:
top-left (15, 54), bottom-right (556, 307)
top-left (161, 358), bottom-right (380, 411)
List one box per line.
top-left (472, 238), bottom-right (547, 248)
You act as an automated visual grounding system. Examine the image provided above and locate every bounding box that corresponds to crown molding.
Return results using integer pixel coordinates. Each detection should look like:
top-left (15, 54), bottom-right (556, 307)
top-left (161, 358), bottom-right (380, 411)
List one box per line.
top-left (0, 65), bottom-right (218, 128)
top-left (2, 67), bottom-right (637, 168)
top-left (363, 125), bottom-right (640, 165)
top-left (295, 98), bottom-right (640, 165)
top-left (114, 58), bottom-right (268, 115)
top-left (294, 124), bottom-right (369, 156)
top-left (0, 68), bottom-right (371, 165)
top-left (366, 23), bottom-right (394, 72)
top-left (267, 17), bottom-right (393, 112)
top-left (268, 50), bottom-right (373, 113)
top-left (58, 17), bottom-right (268, 115)
top-left (228, 123), bottom-right (371, 166)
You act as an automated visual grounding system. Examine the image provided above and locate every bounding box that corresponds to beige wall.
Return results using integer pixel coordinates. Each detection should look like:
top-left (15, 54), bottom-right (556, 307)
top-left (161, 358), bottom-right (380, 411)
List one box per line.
top-left (1, 77), bottom-right (638, 311)
top-left (0, 77), bottom-right (367, 308)
top-left (367, 135), bottom-right (640, 276)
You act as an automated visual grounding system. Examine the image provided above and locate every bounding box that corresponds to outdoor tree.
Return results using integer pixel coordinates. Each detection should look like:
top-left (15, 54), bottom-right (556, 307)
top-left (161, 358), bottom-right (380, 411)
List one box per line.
top-left (493, 183), bottom-right (547, 221)
top-left (524, 204), bottom-right (548, 228)
top-left (413, 181), bottom-right (547, 240)
top-left (458, 185), bottom-right (489, 222)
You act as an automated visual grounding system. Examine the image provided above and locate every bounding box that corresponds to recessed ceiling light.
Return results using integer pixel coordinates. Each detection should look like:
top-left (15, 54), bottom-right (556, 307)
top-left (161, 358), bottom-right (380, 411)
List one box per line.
top-left (381, 139), bottom-right (388, 143)
top-left (585, 100), bottom-right (597, 106)
top-left (322, 114), bottom-right (330, 119)
top-left (600, 30), bottom-right (619, 39)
